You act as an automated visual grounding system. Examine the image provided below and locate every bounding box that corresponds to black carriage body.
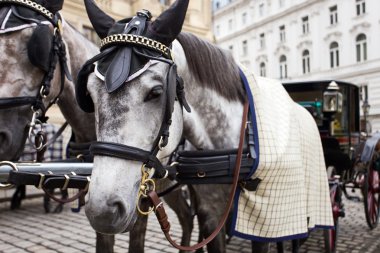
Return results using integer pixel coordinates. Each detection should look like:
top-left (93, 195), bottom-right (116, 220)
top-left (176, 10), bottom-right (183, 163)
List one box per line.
top-left (283, 80), bottom-right (360, 155)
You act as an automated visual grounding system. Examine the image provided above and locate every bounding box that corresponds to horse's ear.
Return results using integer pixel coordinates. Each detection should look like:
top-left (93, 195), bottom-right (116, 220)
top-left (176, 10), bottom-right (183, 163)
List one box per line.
top-left (146, 0), bottom-right (189, 46)
top-left (84, 0), bottom-right (115, 39)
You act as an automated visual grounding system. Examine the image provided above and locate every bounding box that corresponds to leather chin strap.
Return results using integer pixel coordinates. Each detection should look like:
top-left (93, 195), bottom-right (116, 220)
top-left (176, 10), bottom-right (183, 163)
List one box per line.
top-left (148, 101), bottom-right (249, 251)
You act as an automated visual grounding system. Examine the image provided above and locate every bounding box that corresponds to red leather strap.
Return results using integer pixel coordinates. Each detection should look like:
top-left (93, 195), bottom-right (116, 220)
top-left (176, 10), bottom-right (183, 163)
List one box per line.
top-left (148, 100), bottom-right (250, 251)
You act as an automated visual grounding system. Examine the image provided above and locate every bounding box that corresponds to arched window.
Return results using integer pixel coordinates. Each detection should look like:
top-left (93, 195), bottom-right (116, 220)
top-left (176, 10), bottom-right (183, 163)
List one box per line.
top-left (356, 33), bottom-right (367, 62)
top-left (302, 50), bottom-right (310, 74)
top-left (279, 55), bottom-right (287, 79)
top-left (329, 42), bottom-right (339, 68)
top-left (260, 62), bottom-right (266, 77)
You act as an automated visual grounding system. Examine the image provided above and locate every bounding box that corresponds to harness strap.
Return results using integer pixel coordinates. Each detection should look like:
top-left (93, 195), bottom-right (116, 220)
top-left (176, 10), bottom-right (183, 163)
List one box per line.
top-left (0, 96), bottom-right (42, 109)
top-left (90, 142), bottom-right (168, 178)
top-left (8, 170), bottom-right (90, 189)
top-left (148, 100), bottom-right (249, 251)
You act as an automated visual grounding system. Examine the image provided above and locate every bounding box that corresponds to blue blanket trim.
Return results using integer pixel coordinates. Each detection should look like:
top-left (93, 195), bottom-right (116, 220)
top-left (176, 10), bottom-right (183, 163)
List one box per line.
top-left (239, 68), bottom-right (260, 178)
top-left (229, 69), bottom-right (260, 240)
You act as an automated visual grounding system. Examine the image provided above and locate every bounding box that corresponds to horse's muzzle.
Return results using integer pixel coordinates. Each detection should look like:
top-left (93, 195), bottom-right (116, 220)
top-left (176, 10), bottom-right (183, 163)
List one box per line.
top-left (85, 193), bottom-right (137, 234)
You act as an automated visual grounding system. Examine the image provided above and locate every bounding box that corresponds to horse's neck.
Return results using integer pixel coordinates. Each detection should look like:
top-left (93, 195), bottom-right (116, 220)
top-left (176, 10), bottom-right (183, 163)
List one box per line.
top-left (172, 40), bottom-right (244, 150)
top-left (182, 84), bottom-right (244, 150)
top-left (55, 22), bottom-right (98, 143)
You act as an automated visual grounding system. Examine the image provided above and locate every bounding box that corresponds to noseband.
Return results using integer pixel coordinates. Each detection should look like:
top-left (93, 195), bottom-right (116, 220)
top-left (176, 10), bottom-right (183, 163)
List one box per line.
top-left (76, 10), bottom-right (190, 179)
top-left (0, 0), bottom-right (72, 150)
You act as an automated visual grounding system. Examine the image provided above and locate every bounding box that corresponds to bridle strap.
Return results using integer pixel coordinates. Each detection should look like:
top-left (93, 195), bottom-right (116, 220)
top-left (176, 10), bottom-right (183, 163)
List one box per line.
top-left (148, 100), bottom-right (249, 251)
top-left (0, 96), bottom-right (42, 109)
top-left (90, 142), bottom-right (168, 179)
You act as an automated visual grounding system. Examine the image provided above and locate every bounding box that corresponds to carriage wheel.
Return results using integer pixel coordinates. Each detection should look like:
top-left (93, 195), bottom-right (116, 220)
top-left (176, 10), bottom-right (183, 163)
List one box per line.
top-left (363, 161), bottom-right (380, 229)
top-left (324, 179), bottom-right (342, 253)
top-left (323, 219), bottom-right (339, 253)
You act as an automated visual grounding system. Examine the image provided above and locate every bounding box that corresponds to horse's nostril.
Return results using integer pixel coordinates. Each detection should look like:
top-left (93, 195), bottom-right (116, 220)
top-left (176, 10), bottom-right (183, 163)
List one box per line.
top-left (107, 196), bottom-right (127, 219)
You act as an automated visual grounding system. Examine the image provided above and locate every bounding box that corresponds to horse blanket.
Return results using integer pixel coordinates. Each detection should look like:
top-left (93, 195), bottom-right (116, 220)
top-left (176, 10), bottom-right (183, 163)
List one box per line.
top-left (231, 66), bottom-right (334, 241)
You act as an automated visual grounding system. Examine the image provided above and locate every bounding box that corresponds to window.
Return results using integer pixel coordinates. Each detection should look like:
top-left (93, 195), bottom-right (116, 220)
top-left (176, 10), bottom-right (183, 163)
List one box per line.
top-left (216, 1), bottom-right (220, 9)
top-left (229, 45), bottom-right (234, 54)
top-left (242, 12), bottom-right (247, 25)
top-left (279, 25), bottom-right (286, 43)
top-left (242, 40), bottom-right (248, 55)
top-left (259, 3), bottom-right (264, 16)
top-left (215, 25), bottom-right (220, 36)
top-left (279, 55), bottom-right (287, 79)
top-left (329, 42), bottom-right (339, 68)
top-left (228, 19), bottom-right (233, 30)
top-left (356, 0), bottom-right (366, 16)
top-left (356, 33), bottom-right (367, 62)
top-left (260, 62), bottom-right (266, 77)
top-left (329, 5), bottom-right (338, 25)
top-left (302, 16), bottom-right (309, 34)
top-left (302, 50), bottom-right (310, 74)
top-left (259, 33), bottom-right (265, 49)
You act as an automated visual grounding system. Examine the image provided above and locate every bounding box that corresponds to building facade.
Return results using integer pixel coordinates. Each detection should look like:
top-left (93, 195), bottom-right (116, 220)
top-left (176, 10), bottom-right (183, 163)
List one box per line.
top-left (213, 0), bottom-right (380, 131)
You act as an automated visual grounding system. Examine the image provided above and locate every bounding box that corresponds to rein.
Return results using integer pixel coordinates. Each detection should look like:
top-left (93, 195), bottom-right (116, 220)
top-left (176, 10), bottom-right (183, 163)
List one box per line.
top-left (147, 101), bottom-right (249, 251)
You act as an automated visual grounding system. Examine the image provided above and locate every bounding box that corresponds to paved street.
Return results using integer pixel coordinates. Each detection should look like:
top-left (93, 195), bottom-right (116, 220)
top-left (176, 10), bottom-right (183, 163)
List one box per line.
top-left (1, 187), bottom-right (380, 253)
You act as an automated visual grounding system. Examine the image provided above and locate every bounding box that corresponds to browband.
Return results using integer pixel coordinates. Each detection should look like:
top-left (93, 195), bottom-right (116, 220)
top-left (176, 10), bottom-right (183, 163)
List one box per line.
top-left (100, 34), bottom-right (172, 60)
top-left (0, 0), bottom-right (53, 21)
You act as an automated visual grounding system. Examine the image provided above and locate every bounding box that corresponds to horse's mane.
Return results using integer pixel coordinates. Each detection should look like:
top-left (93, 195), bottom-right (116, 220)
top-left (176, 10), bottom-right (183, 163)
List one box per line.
top-left (177, 32), bottom-right (245, 103)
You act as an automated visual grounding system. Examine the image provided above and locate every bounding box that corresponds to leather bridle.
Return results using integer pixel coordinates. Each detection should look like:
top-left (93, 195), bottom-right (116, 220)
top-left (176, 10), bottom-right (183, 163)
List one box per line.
top-left (0, 0), bottom-right (71, 151)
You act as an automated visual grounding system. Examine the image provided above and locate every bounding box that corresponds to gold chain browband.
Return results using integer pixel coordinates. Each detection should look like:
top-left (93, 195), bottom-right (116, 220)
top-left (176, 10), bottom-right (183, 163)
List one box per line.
top-left (0, 0), bottom-right (53, 20)
top-left (100, 34), bottom-right (172, 59)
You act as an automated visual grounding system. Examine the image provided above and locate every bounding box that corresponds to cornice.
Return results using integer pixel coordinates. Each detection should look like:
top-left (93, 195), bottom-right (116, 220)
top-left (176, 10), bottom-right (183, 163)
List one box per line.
top-left (296, 40), bottom-right (313, 50)
top-left (349, 21), bottom-right (371, 34)
top-left (323, 31), bottom-right (343, 42)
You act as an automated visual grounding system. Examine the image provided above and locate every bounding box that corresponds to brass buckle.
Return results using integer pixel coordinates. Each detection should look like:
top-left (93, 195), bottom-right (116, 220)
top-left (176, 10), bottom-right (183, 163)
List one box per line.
top-left (37, 173), bottom-right (45, 189)
top-left (0, 161), bottom-right (18, 189)
top-left (136, 164), bottom-right (155, 216)
top-left (61, 174), bottom-right (70, 190)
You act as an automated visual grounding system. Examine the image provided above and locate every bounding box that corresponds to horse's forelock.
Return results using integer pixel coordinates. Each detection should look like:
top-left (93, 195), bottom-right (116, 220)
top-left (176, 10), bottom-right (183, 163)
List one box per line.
top-left (176, 33), bottom-right (245, 103)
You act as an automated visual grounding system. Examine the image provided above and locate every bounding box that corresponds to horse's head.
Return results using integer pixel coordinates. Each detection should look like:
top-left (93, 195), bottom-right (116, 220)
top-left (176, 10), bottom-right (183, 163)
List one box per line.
top-left (80, 0), bottom-right (189, 234)
top-left (0, 0), bottom-right (65, 160)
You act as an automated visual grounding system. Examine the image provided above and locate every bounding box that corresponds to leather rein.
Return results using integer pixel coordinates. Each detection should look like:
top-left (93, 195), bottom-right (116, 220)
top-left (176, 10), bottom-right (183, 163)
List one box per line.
top-left (148, 101), bottom-right (249, 251)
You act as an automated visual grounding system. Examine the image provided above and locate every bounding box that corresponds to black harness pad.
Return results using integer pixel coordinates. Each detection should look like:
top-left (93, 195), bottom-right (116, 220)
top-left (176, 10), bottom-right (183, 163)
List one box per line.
top-left (27, 24), bottom-right (53, 72)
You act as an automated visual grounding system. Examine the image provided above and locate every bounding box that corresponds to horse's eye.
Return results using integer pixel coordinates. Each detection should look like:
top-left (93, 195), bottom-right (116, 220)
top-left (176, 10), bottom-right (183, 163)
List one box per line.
top-left (144, 85), bottom-right (163, 102)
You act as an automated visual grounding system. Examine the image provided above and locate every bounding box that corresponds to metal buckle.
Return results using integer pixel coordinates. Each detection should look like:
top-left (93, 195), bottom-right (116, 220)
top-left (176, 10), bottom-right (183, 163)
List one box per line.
top-left (61, 174), bottom-right (70, 190)
top-left (0, 161), bottom-right (18, 189)
top-left (137, 164), bottom-right (155, 216)
top-left (197, 171), bottom-right (206, 178)
top-left (37, 173), bottom-right (45, 189)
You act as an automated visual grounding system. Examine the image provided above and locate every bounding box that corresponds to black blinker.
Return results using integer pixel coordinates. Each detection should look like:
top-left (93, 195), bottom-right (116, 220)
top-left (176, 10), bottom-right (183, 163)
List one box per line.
top-left (27, 25), bottom-right (53, 72)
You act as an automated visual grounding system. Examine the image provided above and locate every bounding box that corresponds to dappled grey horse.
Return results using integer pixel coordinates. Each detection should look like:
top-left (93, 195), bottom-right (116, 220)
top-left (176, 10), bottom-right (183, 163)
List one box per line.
top-left (0, 0), bottom-right (115, 252)
top-left (0, 1), bottom-right (193, 252)
top-left (80, 0), bottom-right (333, 252)
top-left (78, 0), bottom-right (277, 252)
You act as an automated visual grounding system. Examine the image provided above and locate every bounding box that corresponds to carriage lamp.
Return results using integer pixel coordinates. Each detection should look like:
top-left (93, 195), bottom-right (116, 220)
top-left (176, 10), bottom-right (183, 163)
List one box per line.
top-left (323, 81), bottom-right (343, 113)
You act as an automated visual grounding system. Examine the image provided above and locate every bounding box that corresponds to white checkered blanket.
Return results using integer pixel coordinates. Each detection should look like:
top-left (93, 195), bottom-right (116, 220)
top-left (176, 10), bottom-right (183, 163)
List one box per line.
top-left (232, 67), bottom-right (334, 241)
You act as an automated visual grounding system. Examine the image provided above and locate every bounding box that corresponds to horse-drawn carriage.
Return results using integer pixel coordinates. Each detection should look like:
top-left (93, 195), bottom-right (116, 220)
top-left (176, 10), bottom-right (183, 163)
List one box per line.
top-left (283, 80), bottom-right (380, 252)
